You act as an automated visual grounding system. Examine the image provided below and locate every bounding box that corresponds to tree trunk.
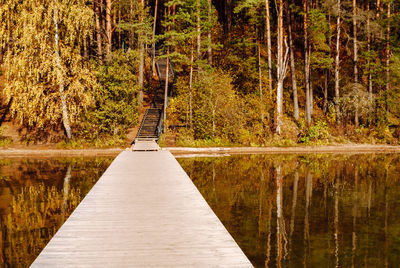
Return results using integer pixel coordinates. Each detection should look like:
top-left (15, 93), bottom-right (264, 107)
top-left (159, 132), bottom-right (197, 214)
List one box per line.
top-left (288, 7), bottom-right (299, 120)
top-left (129, 0), bottom-right (134, 49)
top-left (152, 0), bottom-right (158, 74)
top-left (258, 40), bottom-right (264, 122)
top-left (324, 70), bottom-right (329, 114)
top-left (95, 0), bottom-right (103, 63)
top-left (310, 79), bottom-right (313, 117)
top-left (189, 41), bottom-right (194, 128)
top-left (163, 54), bottom-right (170, 133)
top-left (335, 0), bottom-right (341, 125)
top-left (324, 11), bottom-right (332, 114)
top-left (276, 0), bottom-right (288, 135)
top-left (207, 0), bottom-right (212, 65)
top-left (355, 104), bottom-right (359, 127)
top-left (304, 0), bottom-right (311, 124)
top-left (225, 0), bottom-right (232, 34)
top-left (83, 37), bottom-right (88, 59)
top-left (212, 108), bottom-right (216, 138)
top-left (197, 0), bottom-right (201, 59)
top-left (105, 0), bottom-right (112, 63)
top-left (53, 4), bottom-right (72, 140)
top-left (353, 0), bottom-right (358, 83)
top-left (163, 6), bottom-right (171, 133)
top-left (118, 9), bottom-right (121, 49)
top-left (367, 1), bottom-right (373, 98)
top-left (138, 0), bottom-right (145, 106)
top-left (265, 0), bottom-right (273, 98)
top-left (385, 2), bottom-right (391, 114)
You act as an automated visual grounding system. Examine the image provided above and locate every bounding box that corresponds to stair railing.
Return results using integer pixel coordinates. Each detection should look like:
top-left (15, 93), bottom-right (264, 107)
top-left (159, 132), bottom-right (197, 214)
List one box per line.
top-left (133, 108), bottom-right (150, 143)
top-left (156, 108), bottom-right (164, 140)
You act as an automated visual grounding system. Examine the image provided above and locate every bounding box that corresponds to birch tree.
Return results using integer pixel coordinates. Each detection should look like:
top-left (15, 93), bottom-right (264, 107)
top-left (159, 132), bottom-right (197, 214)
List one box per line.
top-left (3, 0), bottom-right (96, 137)
top-left (276, 0), bottom-right (289, 135)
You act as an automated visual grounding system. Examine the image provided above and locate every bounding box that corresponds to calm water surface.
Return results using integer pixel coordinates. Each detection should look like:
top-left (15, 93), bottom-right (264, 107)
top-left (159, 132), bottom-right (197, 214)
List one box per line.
top-left (178, 154), bottom-right (400, 267)
top-left (0, 157), bottom-right (113, 267)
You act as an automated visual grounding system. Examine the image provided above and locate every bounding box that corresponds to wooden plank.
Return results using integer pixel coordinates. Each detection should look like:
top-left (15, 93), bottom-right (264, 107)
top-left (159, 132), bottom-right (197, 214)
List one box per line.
top-left (31, 151), bottom-right (252, 267)
top-left (132, 140), bottom-right (160, 151)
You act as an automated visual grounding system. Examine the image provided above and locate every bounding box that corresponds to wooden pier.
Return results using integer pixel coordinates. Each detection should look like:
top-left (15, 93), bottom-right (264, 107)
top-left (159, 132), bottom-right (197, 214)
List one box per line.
top-left (31, 150), bottom-right (252, 267)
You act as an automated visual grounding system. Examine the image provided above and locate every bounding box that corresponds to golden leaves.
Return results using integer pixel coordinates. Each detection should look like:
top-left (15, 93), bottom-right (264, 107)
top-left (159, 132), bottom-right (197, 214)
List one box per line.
top-left (3, 0), bottom-right (97, 132)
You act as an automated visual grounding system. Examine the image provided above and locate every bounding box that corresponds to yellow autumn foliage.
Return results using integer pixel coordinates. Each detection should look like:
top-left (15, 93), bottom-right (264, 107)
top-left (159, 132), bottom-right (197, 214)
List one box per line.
top-left (1, 0), bottom-right (97, 132)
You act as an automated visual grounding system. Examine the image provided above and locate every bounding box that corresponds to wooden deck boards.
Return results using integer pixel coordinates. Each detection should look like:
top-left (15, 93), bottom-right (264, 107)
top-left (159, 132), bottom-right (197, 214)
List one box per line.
top-left (31, 151), bottom-right (252, 267)
top-left (132, 140), bottom-right (160, 151)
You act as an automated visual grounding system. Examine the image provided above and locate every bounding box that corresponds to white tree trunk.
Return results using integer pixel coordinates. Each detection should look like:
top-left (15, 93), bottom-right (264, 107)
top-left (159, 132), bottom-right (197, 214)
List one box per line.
top-left (276, 0), bottom-right (289, 135)
top-left (53, 4), bottom-right (72, 140)
top-left (189, 42), bottom-right (194, 128)
top-left (163, 54), bottom-right (170, 133)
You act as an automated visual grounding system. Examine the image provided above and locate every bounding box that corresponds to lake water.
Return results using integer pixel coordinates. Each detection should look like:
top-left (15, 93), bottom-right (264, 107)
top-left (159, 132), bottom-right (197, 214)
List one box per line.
top-left (3, 154), bottom-right (400, 267)
top-left (178, 154), bottom-right (400, 267)
top-left (0, 157), bottom-right (113, 267)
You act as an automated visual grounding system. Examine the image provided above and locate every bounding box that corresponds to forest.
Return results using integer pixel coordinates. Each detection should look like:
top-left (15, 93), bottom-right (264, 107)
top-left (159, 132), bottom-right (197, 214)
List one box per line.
top-left (0, 0), bottom-right (400, 146)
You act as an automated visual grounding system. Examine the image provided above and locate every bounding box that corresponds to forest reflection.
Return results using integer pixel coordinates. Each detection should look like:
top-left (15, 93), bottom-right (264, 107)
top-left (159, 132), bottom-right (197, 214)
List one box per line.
top-left (0, 157), bottom-right (113, 267)
top-left (178, 154), bottom-right (400, 268)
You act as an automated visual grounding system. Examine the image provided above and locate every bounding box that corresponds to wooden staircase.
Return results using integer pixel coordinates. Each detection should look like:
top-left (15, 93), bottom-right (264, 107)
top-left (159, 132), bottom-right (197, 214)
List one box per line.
top-left (134, 56), bottom-right (174, 143)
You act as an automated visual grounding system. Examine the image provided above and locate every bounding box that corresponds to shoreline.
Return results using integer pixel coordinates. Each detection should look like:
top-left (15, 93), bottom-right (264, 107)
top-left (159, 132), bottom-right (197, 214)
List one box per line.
top-left (0, 144), bottom-right (399, 157)
top-left (166, 144), bottom-right (400, 155)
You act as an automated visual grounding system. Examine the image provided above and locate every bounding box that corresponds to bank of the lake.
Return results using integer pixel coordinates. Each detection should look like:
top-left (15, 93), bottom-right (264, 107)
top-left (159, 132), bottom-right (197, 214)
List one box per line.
top-left (1, 144), bottom-right (400, 157)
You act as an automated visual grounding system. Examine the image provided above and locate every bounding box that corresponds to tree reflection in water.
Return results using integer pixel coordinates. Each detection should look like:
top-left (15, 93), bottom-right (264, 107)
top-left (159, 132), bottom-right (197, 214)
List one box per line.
top-left (0, 157), bottom-right (113, 267)
top-left (178, 154), bottom-right (400, 267)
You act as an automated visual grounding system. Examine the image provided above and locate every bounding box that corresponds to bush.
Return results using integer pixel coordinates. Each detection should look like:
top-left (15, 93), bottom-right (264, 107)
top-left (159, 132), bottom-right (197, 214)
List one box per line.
top-left (299, 120), bottom-right (330, 144)
top-left (79, 50), bottom-right (139, 140)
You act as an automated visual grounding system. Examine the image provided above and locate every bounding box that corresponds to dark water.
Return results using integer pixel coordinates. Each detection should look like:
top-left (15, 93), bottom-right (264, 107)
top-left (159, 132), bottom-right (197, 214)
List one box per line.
top-left (0, 157), bottom-right (113, 267)
top-left (178, 154), bottom-right (400, 268)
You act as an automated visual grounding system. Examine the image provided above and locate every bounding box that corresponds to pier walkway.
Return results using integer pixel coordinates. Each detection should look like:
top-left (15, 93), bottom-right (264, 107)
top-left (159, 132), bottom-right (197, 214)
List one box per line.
top-left (31, 150), bottom-right (252, 267)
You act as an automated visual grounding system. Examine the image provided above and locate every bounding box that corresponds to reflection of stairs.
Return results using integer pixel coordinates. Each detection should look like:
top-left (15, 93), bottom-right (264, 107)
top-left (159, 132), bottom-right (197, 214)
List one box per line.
top-left (133, 55), bottom-right (174, 144)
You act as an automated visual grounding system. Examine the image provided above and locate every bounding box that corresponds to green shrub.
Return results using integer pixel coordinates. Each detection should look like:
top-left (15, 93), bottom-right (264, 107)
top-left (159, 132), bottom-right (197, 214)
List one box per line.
top-left (299, 120), bottom-right (330, 144)
top-left (79, 50), bottom-right (139, 140)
